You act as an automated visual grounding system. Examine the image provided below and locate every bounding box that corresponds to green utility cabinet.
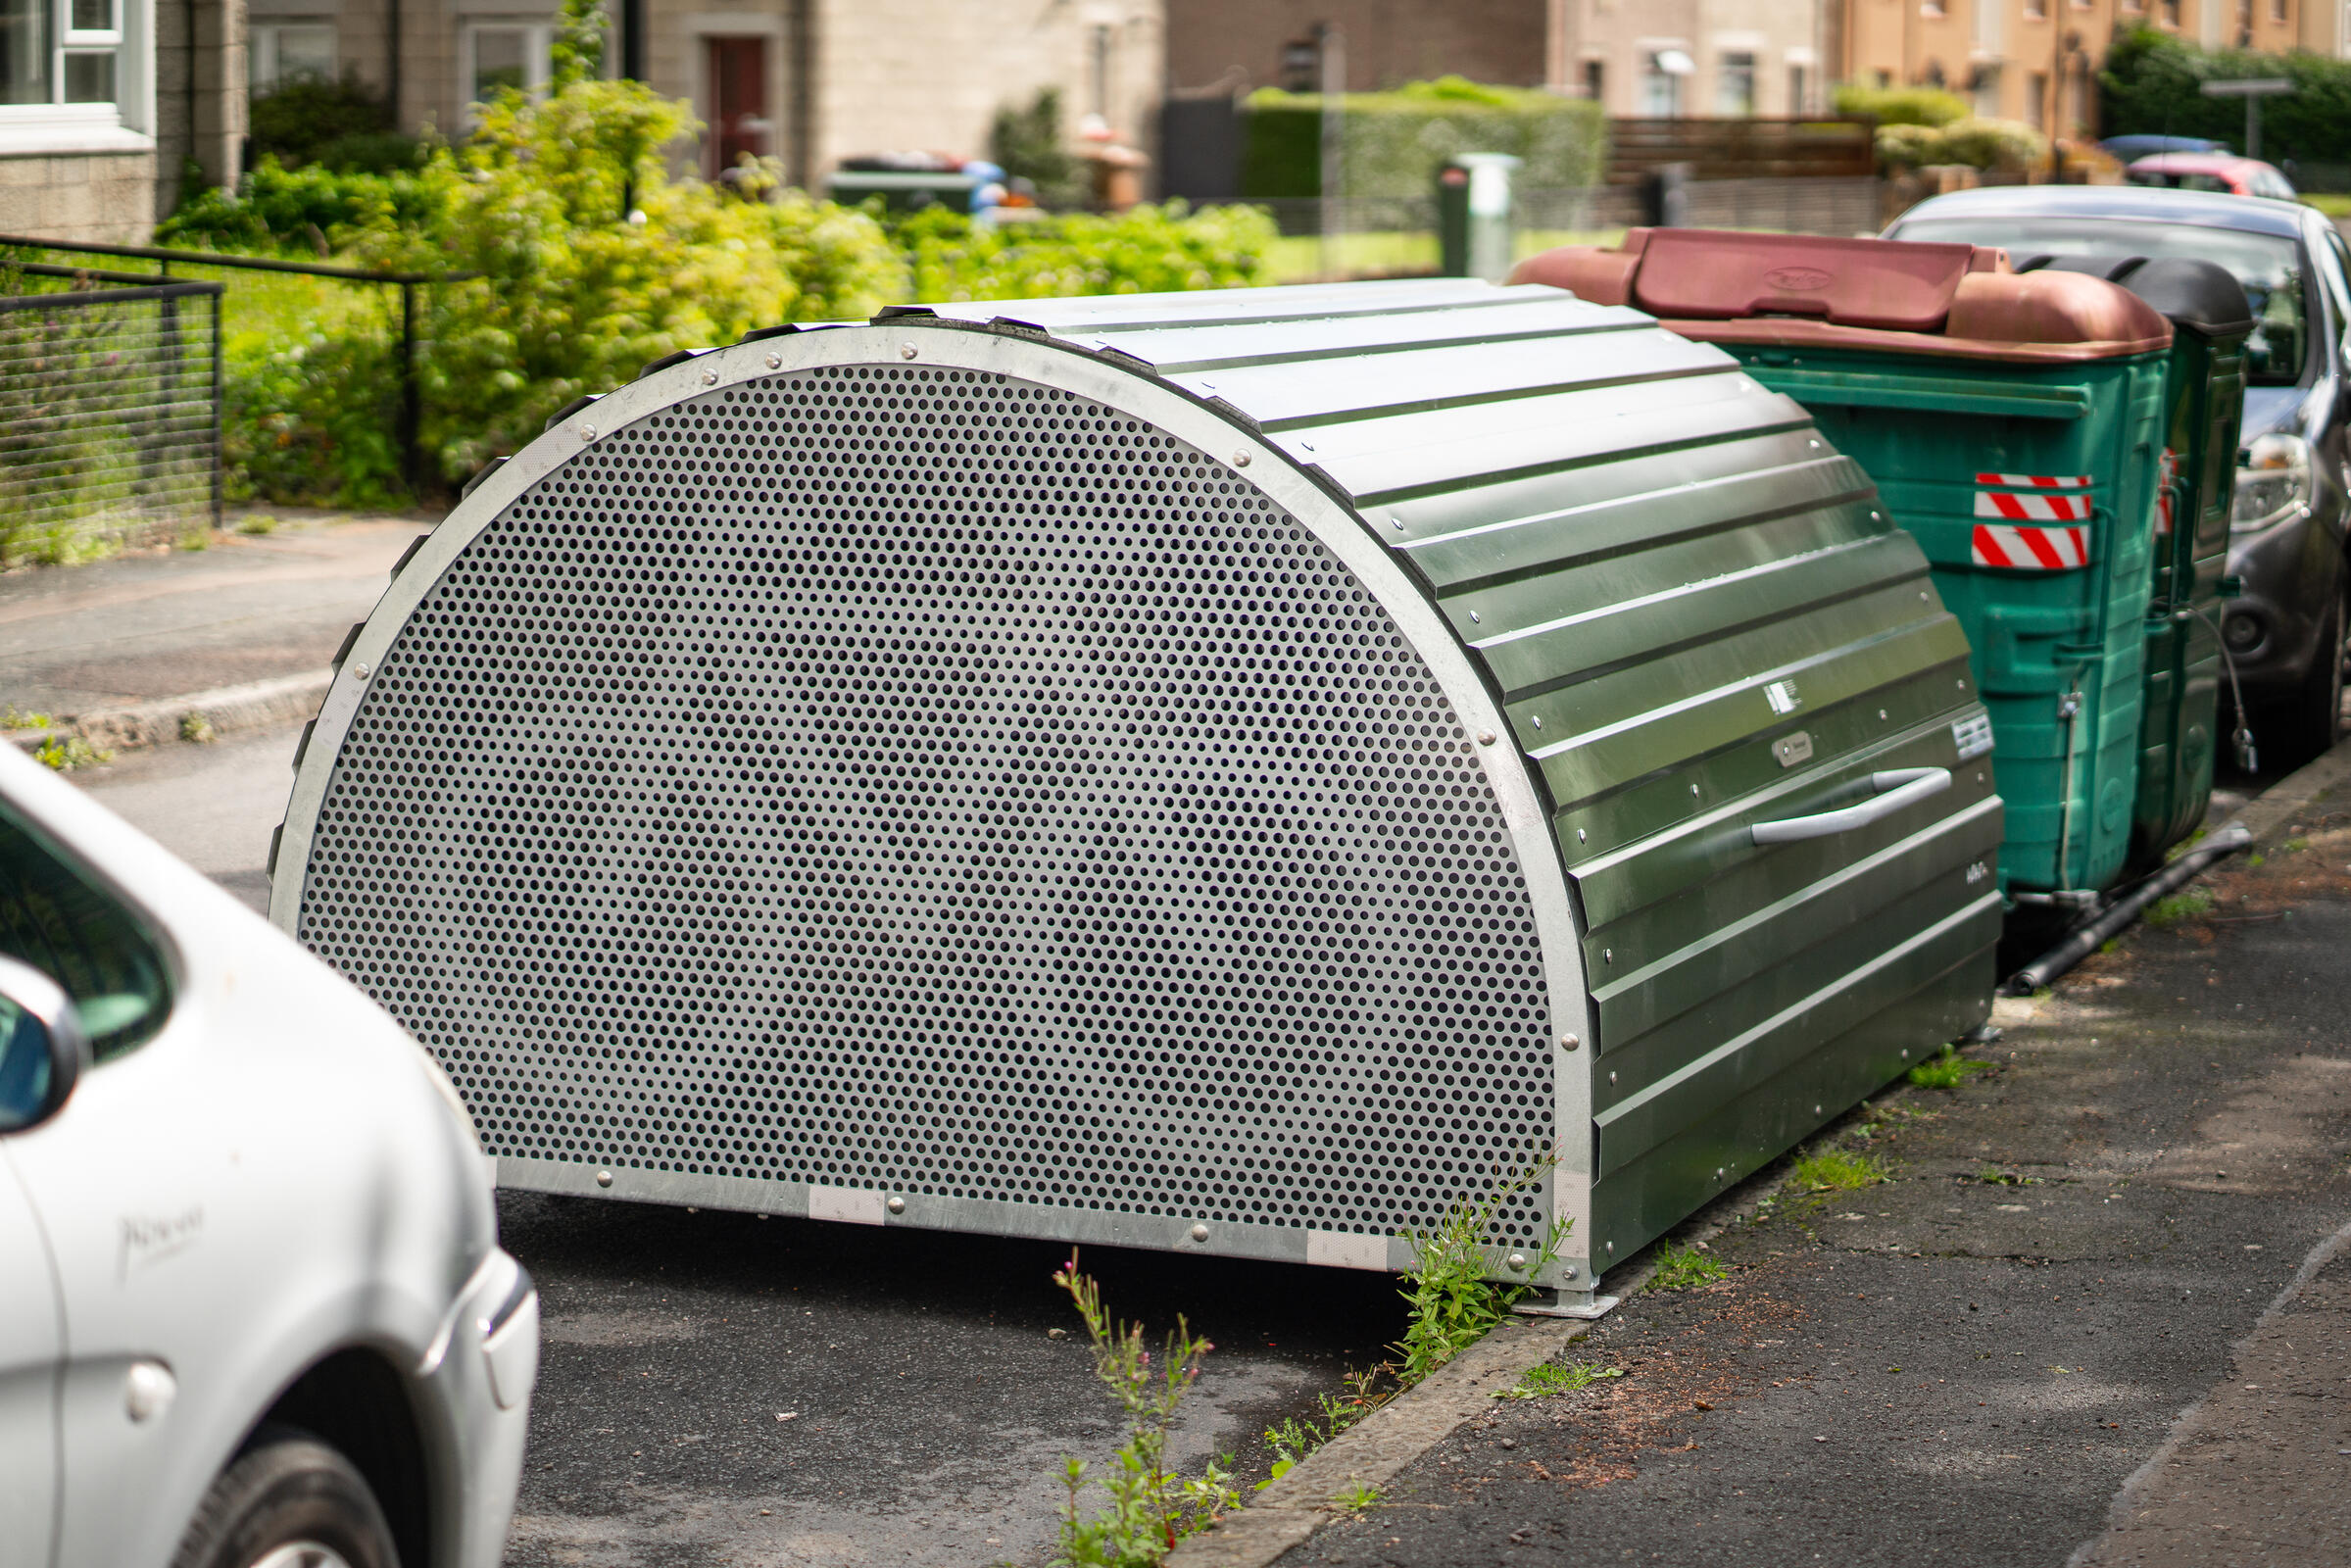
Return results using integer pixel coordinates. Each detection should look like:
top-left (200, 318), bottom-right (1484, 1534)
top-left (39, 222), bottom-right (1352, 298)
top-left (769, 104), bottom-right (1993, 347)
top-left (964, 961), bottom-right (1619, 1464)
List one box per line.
top-left (1516, 229), bottom-right (2206, 903)
top-left (2022, 259), bottom-right (2252, 872)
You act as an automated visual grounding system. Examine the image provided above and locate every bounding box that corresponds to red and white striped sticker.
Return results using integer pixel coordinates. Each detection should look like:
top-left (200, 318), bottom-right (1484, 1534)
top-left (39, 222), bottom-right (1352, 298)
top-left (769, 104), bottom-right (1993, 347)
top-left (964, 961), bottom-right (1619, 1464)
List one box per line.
top-left (1972, 523), bottom-right (2091, 569)
top-left (2153, 447), bottom-right (2179, 535)
top-left (1974, 488), bottom-right (2093, 521)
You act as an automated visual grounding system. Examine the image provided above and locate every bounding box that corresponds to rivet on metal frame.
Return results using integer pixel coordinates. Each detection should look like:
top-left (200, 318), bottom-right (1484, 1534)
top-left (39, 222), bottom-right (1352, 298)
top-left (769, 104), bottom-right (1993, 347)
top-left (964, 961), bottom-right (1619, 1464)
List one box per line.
top-left (1189, 1223), bottom-right (1210, 1243)
top-left (702, 368), bottom-right (719, 385)
top-left (900, 342), bottom-right (918, 360)
top-left (887, 1196), bottom-right (906, 1214)
top-left (351, 662), bottom-right (370, 681)
top-left (595, 1169), bottom-right (613, 1188)
top-left (1561, 1263), bottom-right (1579, 1279)
top-left (1477, 731), bottom-right (1496, 747)
top-left (576, 423), bottom-right (597, 440)
top-left (1232, 452), bottom-right (1250, 467)
top-left (765, 353), bottom-right (783, 369)
top-left (1506, 1252), bottom-right (1529, 1271)
top-left (1558, 1033), bottom-right (1580, 1051)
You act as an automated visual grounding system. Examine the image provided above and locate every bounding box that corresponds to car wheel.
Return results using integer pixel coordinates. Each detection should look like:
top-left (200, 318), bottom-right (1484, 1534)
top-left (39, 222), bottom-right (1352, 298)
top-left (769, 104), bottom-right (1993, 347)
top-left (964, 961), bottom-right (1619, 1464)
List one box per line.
top-left (2260, 584), bottom-right (2347, 771)
top-left (170, 1430), bottom-right (397, 1568)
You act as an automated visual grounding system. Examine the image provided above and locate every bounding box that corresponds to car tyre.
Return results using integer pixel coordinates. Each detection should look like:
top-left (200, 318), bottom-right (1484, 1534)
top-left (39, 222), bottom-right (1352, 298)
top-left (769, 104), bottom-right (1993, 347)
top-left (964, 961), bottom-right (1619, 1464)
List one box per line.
top-left (2264, 583), bottom-right (2347, 771)
top-left (170, 1430), bottom-right (398, 1568)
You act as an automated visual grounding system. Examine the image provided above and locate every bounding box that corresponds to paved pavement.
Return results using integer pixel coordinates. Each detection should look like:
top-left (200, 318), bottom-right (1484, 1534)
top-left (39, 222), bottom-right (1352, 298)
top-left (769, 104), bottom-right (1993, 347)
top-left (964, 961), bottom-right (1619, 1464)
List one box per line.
top-left (0, 509), bottom-right (429, 717)
top-left (1286, 818), bottom-right (2351, 1568)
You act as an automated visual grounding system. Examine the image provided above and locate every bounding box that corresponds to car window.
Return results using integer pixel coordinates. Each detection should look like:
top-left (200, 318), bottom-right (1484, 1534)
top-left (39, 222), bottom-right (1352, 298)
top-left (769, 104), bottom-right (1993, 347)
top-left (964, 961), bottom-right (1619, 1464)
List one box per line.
top-left (0, 798), bottom-right (171, 1063)
top-left (2322, 225), bottom-right (2351, 336)
top-left (1891, 215), bottom-right (2312, 384)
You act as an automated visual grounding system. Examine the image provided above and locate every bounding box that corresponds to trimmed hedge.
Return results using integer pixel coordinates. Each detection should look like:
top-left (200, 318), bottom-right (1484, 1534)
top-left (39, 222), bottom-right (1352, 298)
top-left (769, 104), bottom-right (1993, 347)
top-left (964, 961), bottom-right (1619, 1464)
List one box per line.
top-left (1242, 76), bottom-right (1606, 199)
top-left (2101, 26), bottom-right (2351, 164)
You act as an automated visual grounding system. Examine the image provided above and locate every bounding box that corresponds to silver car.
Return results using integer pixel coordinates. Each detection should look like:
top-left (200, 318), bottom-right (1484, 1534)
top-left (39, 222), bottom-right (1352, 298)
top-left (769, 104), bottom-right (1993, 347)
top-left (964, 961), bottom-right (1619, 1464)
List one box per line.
top-left (0, 742), bottom-right (535, 1568)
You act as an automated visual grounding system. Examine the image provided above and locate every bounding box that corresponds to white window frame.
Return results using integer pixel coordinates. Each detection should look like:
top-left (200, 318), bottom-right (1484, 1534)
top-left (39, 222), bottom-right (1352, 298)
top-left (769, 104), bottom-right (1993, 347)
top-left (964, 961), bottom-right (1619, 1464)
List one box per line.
top-left (461, 20), bottom-right (553, 122)
top-left (0, 0), bottom-right (150, 153)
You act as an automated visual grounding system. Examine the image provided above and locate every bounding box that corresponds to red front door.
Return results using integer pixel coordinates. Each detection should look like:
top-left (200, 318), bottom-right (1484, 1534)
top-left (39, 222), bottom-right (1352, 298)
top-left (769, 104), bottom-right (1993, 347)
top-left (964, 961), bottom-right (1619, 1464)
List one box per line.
top-left (707, 37), bottom-right (768, 178)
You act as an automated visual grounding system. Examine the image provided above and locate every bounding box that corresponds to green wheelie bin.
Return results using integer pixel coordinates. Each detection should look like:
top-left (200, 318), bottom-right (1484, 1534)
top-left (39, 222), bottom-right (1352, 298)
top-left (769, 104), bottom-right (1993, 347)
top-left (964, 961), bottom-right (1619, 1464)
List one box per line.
top-left (2020, 257), bottom-right (2254, 873)
top-left (1514, 229), bottom-right (2224, 906)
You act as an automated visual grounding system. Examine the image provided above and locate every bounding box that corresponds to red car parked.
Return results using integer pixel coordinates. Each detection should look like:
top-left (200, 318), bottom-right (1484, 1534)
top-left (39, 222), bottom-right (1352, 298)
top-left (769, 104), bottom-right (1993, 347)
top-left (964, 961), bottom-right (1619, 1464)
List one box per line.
top-left (2128, 152), bottom-right (2299, 201)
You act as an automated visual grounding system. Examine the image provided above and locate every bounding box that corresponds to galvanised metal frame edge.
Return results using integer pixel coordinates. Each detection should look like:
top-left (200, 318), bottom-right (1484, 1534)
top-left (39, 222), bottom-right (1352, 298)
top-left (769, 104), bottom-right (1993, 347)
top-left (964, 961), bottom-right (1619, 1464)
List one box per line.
top-left (274, 318), bottom-right (1598, 1290)
top-left (496, 1154), bottom-right (1432, 1273)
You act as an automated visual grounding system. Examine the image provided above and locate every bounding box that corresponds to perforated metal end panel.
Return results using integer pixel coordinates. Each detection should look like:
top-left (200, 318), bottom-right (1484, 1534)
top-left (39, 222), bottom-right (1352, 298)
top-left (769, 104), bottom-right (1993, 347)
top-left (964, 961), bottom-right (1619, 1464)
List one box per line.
top-left (297, 365), bottom-right (1553, 1248)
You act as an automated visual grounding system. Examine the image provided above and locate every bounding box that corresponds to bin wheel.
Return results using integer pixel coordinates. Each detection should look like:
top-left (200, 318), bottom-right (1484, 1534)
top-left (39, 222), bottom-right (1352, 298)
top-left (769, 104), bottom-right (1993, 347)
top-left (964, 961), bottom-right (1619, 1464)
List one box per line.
top-left (170, 1430), bottom-right (398, 1568)
top-left (2265, 587), bottom-right (2348, 771)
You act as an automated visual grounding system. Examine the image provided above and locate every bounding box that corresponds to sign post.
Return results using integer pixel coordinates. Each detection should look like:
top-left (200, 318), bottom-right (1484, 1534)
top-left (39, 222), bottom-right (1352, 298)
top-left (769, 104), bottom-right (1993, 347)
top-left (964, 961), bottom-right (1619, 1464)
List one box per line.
top-left (2199, 77), bottom-right (2294, 161)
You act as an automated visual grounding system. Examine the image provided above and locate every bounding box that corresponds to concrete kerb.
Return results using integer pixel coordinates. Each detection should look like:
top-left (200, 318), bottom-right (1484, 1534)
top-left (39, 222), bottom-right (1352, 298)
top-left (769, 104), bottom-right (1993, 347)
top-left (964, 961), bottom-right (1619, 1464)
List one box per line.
top-left (1167, 735), bottom-right (2351, 1568)
top-left (4, 668), bottom-right (332, 760)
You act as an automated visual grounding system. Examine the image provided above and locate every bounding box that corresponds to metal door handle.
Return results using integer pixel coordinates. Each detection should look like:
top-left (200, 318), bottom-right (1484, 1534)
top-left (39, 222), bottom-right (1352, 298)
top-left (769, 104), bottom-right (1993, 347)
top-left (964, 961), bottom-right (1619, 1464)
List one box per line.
top-left (1750, 767), bottom-right (1951, 846)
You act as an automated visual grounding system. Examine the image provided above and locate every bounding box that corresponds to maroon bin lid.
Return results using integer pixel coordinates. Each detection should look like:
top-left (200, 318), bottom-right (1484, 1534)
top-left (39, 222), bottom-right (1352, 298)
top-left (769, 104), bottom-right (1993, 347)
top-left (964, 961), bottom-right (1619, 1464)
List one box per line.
top-left (1510, 228), bottom-right (2172, 364)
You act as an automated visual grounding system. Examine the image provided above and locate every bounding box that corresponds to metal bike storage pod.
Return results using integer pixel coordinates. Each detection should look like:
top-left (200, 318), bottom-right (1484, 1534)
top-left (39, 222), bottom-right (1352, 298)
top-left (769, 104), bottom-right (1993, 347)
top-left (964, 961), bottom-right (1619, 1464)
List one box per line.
top-left (1518, 230), bottom-right (2177, 904)
top-left (271, 279), bottom-right (2003, 1306)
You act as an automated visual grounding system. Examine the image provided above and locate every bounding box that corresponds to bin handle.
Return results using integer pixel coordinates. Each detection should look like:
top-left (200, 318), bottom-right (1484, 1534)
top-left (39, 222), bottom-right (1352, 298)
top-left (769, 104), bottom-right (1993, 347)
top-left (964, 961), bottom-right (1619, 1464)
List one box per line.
top-left (1750, 767), bottom-right (1951, 846)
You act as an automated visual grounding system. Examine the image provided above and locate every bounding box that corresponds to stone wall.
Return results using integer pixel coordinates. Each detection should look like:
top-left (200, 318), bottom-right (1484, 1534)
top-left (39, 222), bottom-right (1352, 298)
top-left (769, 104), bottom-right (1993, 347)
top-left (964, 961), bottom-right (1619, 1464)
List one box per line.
top-left (0, 153), bottom-right (160, 243)
top-left (1164, 0), bottom-right (1547, 94)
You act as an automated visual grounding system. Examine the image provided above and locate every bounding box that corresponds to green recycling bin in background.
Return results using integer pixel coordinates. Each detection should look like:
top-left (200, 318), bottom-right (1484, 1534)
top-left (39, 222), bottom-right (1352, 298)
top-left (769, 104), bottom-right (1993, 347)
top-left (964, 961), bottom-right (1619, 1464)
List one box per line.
top-left (1438, 153), bottom-right (1520, 283)
top-left (2022, 258), bottom-right (2253, 874)
top-left (1515, 230), bottom-right (2209, 906)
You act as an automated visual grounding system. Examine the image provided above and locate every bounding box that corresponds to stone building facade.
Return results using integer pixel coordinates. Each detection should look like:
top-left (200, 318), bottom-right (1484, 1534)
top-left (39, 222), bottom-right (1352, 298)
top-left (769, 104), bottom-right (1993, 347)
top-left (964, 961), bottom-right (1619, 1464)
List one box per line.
top-left (0, 0), bottom-right (242, 240)
top-left (289, 0), bottom-right (1161, 189)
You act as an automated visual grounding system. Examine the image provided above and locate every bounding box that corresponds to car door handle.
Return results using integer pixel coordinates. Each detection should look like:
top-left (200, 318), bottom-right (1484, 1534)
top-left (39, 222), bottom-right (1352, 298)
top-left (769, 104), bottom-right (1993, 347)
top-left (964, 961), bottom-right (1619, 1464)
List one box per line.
top-left (1750, 767), bottom-right (1952, 846)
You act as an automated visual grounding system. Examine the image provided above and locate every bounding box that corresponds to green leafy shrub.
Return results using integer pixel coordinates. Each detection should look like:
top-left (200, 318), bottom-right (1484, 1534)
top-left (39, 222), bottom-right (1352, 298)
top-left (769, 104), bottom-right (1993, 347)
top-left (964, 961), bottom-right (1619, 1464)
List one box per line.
top-left (2102, 25), bottom-right (2351, 164)
top-left (1832, 84), bottom-right (1970, 128)
top-left (158, 159), bottom-right (435, 252)
top-left (1937, 118), bottom-right (2047, 172)
top-left (1242, 78), bottom-right (1606, 198)
top-left (893, 202), bottom-right (1275, 302)
top-left (990, 86), bottom-right (1082, 208)
top-left (248, 73), bottom-right (424, 172)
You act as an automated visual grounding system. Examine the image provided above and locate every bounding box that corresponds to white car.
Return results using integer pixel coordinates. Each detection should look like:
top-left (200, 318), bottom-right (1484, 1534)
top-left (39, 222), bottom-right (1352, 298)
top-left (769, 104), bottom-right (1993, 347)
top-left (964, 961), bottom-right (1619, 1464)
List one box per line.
top-left (0, 742), bottom-right (535, 1568)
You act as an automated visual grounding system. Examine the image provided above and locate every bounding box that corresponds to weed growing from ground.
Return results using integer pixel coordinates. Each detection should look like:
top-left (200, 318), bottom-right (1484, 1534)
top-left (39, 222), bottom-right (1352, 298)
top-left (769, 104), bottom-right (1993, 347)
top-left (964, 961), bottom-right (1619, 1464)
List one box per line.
top-left (1331, 1482), bottom-right (1382, 1512)
top-left (234, 513), bottom-right (280, 535)
top-left (1648, 1240), bottom-right (1728, 1290)
top-left (2283, 837), bottom-right (2310, 854)
top-left (0, 707), bottom-right (51, 731)
top-left (1907, 1045), bottom-right (1992, 1090)
top-left (1791, 1148), bottom-right (1891, 1193)
top-left (31, 734), bottom-right (108, 771)
top-left (1256, 1368), bottom-right (1389, 1490)
top-left (1394, 1149), bottom-right (1566, 1385)
top-left (1494, 1360), bottom-right (1622, 1399)
top-left (1973, 1165), bottom-right (2037, 1186)
top-left (2146, 887), bottom-right (2216, 927)
top-left (179, 711), bottom-right (218, 744)
top-left (1049, 1252), bottom-right (1240, 1567)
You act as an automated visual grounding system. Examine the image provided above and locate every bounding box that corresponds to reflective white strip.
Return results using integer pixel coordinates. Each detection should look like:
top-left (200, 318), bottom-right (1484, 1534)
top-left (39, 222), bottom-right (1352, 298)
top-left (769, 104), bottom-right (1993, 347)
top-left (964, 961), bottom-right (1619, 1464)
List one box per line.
top-left (1973, 471), bottom-right (2092, 489)
top-left (1971, 523), bottom-right (2090, 569)
top-left (1975, 489), bottom-right (2091, 521)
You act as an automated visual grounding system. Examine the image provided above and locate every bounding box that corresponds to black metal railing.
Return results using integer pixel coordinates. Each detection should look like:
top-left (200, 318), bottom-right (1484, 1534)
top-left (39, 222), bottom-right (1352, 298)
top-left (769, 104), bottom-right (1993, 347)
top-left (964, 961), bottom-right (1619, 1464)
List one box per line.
top-left (0, 233), bottom-right (470, 491)
top-left (0, 263), bottom-right (223, 565)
